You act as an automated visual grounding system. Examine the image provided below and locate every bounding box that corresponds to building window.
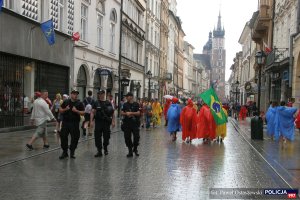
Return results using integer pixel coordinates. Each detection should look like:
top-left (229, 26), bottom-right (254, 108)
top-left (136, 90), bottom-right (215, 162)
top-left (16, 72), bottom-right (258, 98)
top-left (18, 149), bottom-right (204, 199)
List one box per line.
top-left (81, 4), bottom-right (88, 41)
top-left (121, 32), bottom-right (126, 56)
top-left (97, 13), bottom-right (103, 48)
top-left (58, 0), bottom-right (65, 32)
top-left (110, 9), bottom-right (117, 53)
top-left (5, 0), bottom-right (14, 10)
top-left (110, 23), bottom-right (115, 53)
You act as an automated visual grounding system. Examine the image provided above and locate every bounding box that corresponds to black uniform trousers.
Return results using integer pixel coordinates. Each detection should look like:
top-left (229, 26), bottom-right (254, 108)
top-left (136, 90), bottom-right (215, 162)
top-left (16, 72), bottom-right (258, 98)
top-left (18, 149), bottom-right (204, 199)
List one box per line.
top-left (60, 121), bottom-right (80, 153)
top-left (94, 120), bottom-right (111, 151)
top-left (123, 125), bottom-right (140, 149)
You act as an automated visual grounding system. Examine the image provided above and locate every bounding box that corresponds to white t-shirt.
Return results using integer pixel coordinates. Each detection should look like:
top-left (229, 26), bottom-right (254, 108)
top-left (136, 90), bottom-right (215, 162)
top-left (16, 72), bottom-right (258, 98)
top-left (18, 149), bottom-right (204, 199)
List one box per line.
top-left (31, 98), bottom-right (55, 126)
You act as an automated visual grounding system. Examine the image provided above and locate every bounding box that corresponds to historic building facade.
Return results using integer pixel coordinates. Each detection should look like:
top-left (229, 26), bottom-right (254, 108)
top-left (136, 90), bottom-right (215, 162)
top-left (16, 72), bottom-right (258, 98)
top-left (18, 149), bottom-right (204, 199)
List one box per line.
top-left (0, 0), bottom-right (74, 128)
top-left (159, 0), bottom-right (169, 100)
top-left (238, 21), bottom-right (257, 105)
top-left (145, 0), bottom-right (160, 99)
top-left (120, 0), bottom-right (146, 99)
top-left (73, 0), bottom-right (121, 101)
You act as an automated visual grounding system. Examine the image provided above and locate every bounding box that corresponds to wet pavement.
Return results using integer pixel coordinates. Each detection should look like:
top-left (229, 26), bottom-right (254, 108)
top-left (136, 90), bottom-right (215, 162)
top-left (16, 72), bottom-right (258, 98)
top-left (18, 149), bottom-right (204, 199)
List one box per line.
top-left (232, 117), bottom-right (300, 189)
top-left (0, 118), bottom-right (296, 199)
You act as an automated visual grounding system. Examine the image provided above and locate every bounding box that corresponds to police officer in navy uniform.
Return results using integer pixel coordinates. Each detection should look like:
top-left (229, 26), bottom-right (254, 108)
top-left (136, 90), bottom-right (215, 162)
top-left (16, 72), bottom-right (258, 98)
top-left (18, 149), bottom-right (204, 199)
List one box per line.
top-left (90, 90), bottom-right (115, 157)
top-left (59, 89), bottom-right (85, 159)
top-left (121, 92), bottom-right (141, 157)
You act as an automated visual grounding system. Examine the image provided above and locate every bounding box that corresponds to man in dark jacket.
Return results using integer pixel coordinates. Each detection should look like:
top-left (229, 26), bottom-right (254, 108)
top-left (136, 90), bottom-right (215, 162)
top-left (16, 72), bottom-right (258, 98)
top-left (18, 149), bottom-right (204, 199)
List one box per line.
top-left (90, 90), bottom-right (115, 157)
top-left (59, 89), bottom-right (85, 159)
top-left (121, 92), bottom-right (141, 157)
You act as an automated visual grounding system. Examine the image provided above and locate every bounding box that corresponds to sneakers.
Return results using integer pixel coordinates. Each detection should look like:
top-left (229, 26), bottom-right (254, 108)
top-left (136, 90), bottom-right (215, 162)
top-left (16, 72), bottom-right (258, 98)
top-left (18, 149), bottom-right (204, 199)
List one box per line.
top-left (43, 144), bottom-right (50, 149)
top-left (26, 144), bottom-right (34, 151)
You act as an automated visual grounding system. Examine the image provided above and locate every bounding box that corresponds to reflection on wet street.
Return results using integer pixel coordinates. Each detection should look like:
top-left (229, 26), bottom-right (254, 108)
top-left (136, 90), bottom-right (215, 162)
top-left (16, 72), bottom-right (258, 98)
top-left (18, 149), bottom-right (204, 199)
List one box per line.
top-left (0, 119), bottom-right (290, 199)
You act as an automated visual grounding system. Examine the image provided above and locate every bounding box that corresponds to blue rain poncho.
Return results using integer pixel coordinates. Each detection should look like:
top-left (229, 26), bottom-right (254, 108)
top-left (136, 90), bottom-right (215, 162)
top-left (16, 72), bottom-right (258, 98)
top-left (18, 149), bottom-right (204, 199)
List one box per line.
top-left (167, 104), bottom-right (181, 133)
top-left (274, 106), bottom-right (297, 141)
top-left (266, 106), bottom-right (277, 136)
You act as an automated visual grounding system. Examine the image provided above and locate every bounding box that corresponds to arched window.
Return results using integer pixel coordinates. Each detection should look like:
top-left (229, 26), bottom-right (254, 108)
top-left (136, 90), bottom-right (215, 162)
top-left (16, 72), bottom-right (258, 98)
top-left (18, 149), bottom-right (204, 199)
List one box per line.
top-left (110, 9), bottom-right (117, 22)
top-left (77, 65), bottom-right (88, 100)
top-left (77, 65), bottom-right (87, 86)
top-left (110, 9), bottom-right (117, 53)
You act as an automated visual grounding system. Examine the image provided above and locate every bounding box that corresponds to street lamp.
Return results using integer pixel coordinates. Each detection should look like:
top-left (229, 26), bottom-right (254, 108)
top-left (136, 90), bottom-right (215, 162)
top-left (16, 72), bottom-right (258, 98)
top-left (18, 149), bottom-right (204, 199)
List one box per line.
top-left (255, 51), bottom-right (266, 114)
top-left (232, 80), bottom-right (240, 120)
top-left (146, 70), bottom-right (152, 99)
top-left (250, 50), bottom-right (266, 140)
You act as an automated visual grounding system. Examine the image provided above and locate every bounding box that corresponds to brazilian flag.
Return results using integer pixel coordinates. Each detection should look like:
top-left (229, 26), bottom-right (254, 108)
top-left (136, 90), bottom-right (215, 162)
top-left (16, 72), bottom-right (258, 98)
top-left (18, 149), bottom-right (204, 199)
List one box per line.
top-left (199, 88), bottom-right (227, 125)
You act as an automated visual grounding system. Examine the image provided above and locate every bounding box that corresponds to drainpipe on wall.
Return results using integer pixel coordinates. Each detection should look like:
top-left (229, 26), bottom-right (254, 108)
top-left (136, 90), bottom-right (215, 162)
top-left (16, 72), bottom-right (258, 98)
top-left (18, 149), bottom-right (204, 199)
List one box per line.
top-left (289, 34), bottom-right (296, 88)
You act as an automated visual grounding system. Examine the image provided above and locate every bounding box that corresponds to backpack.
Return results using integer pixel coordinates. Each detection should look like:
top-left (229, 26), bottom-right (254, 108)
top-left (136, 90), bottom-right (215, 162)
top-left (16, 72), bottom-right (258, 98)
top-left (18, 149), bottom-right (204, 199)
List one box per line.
top-left (84, 97), bottom-right (94, 112)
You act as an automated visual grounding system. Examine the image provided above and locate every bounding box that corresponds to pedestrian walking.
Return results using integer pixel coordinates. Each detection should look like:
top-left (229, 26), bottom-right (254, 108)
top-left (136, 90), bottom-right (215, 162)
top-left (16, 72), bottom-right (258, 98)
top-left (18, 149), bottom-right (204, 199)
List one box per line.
top-left (266, 101), bottom-right (278, 139)
top-left (51, 93), bottom-right (63, 133)
top-left (143, 99), bottom-right (152, 131)
top-left (82, 90), bottom-right (95, 137)
top-left (216, 105), bottom-right (228, 142)
top-left (163, 98), bottom-right (171, 126)
top-left (121, 92), bottom-right (141, 157)
top-left (90, 90), bottom-right (115, 157)
top-left (180, 98), bottom-right (197, 143)
top-left (26, 90), bottom-right (56, 150)
top-left (239, 105), bottom-right (247, 120)
top-left (274, 101), bottom-right (297, 142)
top-left (152, 98), bottom-right (162, 128)
top-left (167, 97), bottom-right (181, 141)
top-left (59, 89), bottom-right (84, 159)
top-left (197, 104), bottom-right (216, 144)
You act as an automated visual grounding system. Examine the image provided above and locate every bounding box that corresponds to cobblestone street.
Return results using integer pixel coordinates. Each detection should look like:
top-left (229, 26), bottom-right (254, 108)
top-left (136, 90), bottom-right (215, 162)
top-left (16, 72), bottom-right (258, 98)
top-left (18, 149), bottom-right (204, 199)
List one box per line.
top-left (0, 118), bottom-right (295, 199)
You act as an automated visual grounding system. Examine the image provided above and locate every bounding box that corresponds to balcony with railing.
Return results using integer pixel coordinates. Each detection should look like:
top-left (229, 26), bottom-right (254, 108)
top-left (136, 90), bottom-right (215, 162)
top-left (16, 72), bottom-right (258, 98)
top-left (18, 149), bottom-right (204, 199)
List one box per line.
top-left (251, 0), bottom-right (273, 43)
top-left (265, 48), bottom-right (289, 70)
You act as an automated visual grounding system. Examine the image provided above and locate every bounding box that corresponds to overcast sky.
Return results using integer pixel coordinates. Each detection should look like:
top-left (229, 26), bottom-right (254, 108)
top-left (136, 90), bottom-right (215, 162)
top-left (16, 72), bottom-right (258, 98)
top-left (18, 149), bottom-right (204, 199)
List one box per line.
top-left (176, 0), bottom-right (258, 81)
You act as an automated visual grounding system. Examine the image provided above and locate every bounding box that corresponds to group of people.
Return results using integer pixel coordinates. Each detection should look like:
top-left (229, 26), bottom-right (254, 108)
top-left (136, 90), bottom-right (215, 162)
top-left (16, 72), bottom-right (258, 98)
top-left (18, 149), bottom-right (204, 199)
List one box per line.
top-left (266, 101), bottom-right (298, 142)
top-left (164, 97), bottom-right (228, 144)
top-left (26, 89), bottom-right (140, 159)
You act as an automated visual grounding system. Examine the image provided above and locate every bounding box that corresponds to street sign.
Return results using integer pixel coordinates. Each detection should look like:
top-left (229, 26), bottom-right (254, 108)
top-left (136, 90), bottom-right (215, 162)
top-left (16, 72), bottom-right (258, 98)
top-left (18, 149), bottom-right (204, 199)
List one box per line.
top-left (121, 78), bottom-right (130, 86)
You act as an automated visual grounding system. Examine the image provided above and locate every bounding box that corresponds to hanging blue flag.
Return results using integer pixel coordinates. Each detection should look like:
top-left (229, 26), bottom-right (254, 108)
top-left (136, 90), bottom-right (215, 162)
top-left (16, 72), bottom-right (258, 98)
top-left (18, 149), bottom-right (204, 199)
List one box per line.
top-left (0, 0), bottom-right (3, 12)
top-left (41, 19), bottom-right (55, 45)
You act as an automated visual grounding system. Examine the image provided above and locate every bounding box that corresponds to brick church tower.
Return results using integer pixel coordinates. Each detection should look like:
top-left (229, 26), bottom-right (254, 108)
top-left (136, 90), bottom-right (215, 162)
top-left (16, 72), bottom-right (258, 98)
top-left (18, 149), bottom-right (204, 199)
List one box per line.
top-left (211, 12), bottom-right (226, 101)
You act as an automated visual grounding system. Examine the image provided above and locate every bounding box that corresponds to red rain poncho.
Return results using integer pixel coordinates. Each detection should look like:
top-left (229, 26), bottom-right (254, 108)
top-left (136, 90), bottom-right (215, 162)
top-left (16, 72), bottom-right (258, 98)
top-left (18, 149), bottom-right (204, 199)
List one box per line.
top-left (196, 104), bottom-right (216, 140)
top-left (163, 99), bottom-right (171, 120)
top-left (239, 106), bottom-right (247, 120)
top-left (180, 99), bottom-right (197, 141)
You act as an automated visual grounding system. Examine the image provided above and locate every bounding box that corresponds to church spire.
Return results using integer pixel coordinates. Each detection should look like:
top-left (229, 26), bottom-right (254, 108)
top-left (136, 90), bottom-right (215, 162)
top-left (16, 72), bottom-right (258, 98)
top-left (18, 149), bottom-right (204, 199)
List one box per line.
top-left (213, 11), bottom-right (225, 38)
top-left (217, 11), bottom-right (222, 30)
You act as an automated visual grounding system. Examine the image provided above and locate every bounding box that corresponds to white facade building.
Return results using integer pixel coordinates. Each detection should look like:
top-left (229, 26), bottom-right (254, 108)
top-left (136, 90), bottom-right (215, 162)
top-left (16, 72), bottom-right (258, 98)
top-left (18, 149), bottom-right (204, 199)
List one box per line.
top-left (145, 0), bottom-right (161, 99)
top-left (120, 0), bottom-right (146, 99)
top-left (238, 21), bottom-right (256, 105)
top-left (73, 0), bottom-right (121, 101)
top-left (183, 41), bottom-right (196, 97)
